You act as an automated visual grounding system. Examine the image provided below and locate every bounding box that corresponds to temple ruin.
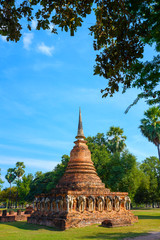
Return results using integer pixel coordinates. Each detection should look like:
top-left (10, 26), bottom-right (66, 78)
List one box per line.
top-left (28, 109), bottom-right (138, 229)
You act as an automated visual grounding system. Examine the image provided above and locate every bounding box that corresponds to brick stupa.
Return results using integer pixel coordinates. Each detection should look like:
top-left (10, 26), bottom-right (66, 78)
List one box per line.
top-left (28, 109), bottom-right (138, 229)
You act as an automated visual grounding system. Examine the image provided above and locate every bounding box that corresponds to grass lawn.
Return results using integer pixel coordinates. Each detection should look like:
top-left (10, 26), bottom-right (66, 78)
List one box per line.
top-left (0, 209), bottom-right (160, 240)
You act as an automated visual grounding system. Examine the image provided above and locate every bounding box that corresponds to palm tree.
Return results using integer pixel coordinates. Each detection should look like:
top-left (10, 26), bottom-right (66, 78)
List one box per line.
top-left (15, 162), bottom-right (25, 208)
top-left (5, 168), bottom-right (16, 208)
top-left (139, 106), bottom-right (160, 161)
top-left (106, 126), bottom-right (127, 153)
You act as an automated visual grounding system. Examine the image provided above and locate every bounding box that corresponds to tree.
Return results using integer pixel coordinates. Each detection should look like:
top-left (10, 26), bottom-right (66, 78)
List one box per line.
top-left (15, 162), bottom-right (25, 181)
top-left (140, 156), bottom-right (160, 206)
top-left (52, 154), bottom-right (70, 186)
top-left (26, 155), bottom-right (70, 201)
top-left (86, 132), bottom-right (141, 200)
top-left (106, 127), bottom-right (127, 153)
top-left (0, 1), bottom-right (159, 107)
top-left (0, 187), bottom-right (17, 208)
top-left (86, 135), bottom-right (111, 184)
top-left (91, 0), bottom-right (160, 109)
top-left (5, 168), bottom-right (16, 208)
top-left (18, 173), bottom-right (34, 206)
top-left (134, 173), bottom-right (150, 205)
top-left (0, 169), bottom-right (4, 190)
top-left (14, 162), bottom-right (25, 208)
top-left (86, 127), bottom-right (126, 154)
top-left (34, 171), bottom-right (43, 179)
top-left (139, 106), bottom-right (160, 161)
top-left (86, 133), bottom-right (106, 152)
top-left (105, 151), bottom-right (141, 201)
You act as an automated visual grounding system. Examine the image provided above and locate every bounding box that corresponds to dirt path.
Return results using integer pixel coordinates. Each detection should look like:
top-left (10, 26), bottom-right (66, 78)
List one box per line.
top-left (124, 232), bottom-right (160, 240)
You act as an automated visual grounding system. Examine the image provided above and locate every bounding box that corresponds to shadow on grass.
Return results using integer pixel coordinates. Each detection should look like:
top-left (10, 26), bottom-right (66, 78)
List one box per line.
top-left (78, 232), bottom-right (148, 240)
top-left (0, 221), bottom-right (62, 232)
top-left (132, 208), bottom-right (159, 210)
top-left (137, 215), bottom-right (160, 220)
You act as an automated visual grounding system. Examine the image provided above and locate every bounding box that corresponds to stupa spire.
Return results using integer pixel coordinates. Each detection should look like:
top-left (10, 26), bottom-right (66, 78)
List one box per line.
top-left (76, 108), bottom-right (85, 140)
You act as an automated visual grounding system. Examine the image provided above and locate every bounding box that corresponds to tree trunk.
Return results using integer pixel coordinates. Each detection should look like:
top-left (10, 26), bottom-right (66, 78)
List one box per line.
top-left (15, 191), bottom-right (18, 208)
top-left (15, 190), bottom-right (18, 209)
top-left (15, 177), bottom-right (19, 209)
top-left (8, 183), bottom-right (11, 209)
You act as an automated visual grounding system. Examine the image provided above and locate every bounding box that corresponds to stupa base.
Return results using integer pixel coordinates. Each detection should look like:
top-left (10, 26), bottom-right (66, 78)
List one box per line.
top-left (27, 209), bottom-right (138, 230)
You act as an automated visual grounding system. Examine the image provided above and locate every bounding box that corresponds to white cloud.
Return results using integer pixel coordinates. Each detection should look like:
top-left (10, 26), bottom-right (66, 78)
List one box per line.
top-left (1, 36), bottom-right (7, 42)
top-left (37, 42), bottom-right (54, 56)
top-left (31, 20), bottom-right (37, 30)
top-left (49, 23), bottom-right (54, 30)
top-left (0, 155), bottom-right (59, 171)
top-left (46, 23), bottom-right (55, 35)
top-left (23, 33), bottom-right (34, 50)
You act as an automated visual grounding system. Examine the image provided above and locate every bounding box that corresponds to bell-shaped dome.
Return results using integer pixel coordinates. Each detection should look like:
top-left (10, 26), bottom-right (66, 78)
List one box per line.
top-left (56, 109), bottom-right (105, 190)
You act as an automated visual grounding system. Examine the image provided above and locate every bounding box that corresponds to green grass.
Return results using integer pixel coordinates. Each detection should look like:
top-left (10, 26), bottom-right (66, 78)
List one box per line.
top-left (0, 209), bottom-right (160, 240)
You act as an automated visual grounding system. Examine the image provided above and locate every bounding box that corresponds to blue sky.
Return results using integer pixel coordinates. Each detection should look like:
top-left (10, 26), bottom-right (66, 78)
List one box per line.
top-left (0, 15), bottom-right (157, 188)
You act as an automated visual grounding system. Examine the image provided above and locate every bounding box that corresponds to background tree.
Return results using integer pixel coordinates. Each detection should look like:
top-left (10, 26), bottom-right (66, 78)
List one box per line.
top-left (26, 155), bottom-right (69, 201)
top-left (0, 0), bottom-right (159, 107)
top-left (139, 106), bottom-right (160, 161)
top-left (86, 131), bottom-right (140, 201)
top-left (34, 171), bottom-right (43, 179)
top-left (140, 156), bottom-right (160, 207)
top-left (0, 188), bottom-right (8, 207)
top-left (106, 127), bottom-right (127, 153)
top-left (0, 187), bottom-right (17, 208)
top-left (86, 133), bottom-right (106, 151)
top-left (134, 173), bottom-right (150, 206)
top-left (105, 151), bottom-right (141, 201)
top-left (18, 174), bottom-right (34, 207)
top-left (0, 169), bottom-right (4, 191)
top-left (86, 134), bottom-right (111, 183)
top-left (5, 168), bottom-right (16, 208)
top-left (86, 127), bottom-right (127, 154)
top-left (14, 162), bottom-right (25, 208)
